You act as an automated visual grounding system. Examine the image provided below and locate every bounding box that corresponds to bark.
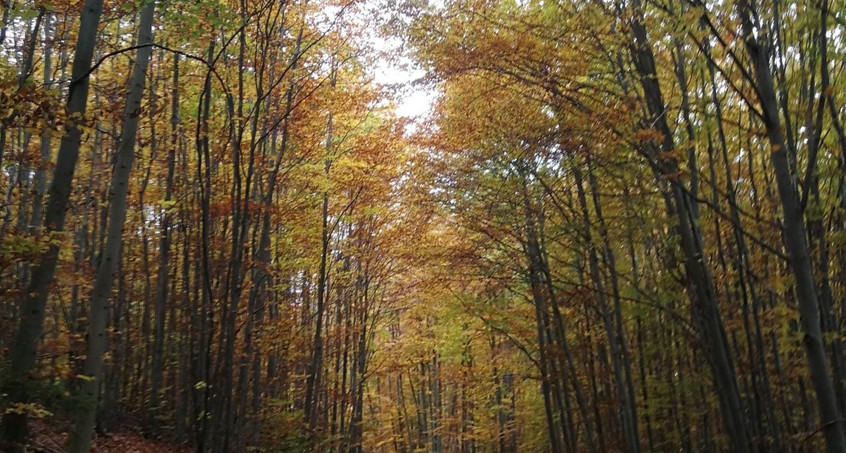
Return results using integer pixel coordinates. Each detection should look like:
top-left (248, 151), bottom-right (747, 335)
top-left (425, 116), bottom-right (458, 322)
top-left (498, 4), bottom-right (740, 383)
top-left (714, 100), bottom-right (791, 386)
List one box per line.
top-left (30, 12), bottom-right (53, 233)
top-left (0, 0), bottom-right (105, 449)
top-left (149, 50), bottom-right (179, 431)
top-left (68, 3), bottom-right (156, 451)
top-left (626, 2), bottom-right (751, 450)
top-left (573, 162), bottom-right (641, 453)
top-left (305, 65), bottom-right (336, 443)
top-left (519, 174), bottom-right (563, 453)
top-left (737, 1), bottom-right (846, 451)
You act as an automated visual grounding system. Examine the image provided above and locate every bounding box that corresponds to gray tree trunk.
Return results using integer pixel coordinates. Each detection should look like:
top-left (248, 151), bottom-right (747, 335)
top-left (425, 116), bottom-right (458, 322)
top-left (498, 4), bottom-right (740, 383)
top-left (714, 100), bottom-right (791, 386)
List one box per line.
top-left (0, 0), bottom-right (105, 450)
top-left (304, 65), bottom-right (336, 443)
top-left (626, 1), bottom-right (751, 450)
top-left (737, 1), bottom-right (846, 451)
top-left (30, 12), bottom-right (53, 233)
top-left (149, 50), bottom-right (179, 432)
top-left (68, 2), bottom-right (156, 451)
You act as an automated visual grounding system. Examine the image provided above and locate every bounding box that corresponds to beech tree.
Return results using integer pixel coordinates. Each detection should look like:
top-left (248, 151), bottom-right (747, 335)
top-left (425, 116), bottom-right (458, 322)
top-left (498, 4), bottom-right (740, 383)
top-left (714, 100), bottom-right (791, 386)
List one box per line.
top-left (0, 0), bottom-right (844, 451)
top-left (2, 0), bottom-right (105, 449)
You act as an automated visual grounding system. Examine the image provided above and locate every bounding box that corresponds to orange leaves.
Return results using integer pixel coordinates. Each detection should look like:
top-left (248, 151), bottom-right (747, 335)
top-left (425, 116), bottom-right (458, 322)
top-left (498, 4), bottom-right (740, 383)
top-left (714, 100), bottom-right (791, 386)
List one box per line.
top-left (633, 127), bottom-right (666, 146)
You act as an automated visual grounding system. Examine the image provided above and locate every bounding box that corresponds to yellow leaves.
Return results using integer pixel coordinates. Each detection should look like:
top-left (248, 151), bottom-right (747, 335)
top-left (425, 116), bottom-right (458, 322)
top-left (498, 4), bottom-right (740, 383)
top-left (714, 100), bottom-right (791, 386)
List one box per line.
top-left (805, 200), bottom-right (825, 222)
top-left (3, 402), bottom-right (53, 419)
top-left (829, 231), bottom-right (846, 250)
top-left (634, 127), bottom-right (665, 145)
top-left (157, 199), bottom-right (179, 213)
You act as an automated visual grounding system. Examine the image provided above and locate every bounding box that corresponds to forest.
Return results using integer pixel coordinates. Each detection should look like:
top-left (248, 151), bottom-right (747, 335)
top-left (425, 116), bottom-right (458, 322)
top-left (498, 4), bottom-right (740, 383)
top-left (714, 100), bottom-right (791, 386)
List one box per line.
top-left (0, 0), bottom-right (844, 451)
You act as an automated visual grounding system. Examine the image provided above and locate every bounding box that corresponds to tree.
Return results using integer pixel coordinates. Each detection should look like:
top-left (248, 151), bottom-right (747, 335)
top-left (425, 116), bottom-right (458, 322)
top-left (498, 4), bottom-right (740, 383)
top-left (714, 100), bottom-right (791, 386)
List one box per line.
top-left (1, 0), bottom-right (105, 449)
top-left (68, 1), bottom-right (156, 451)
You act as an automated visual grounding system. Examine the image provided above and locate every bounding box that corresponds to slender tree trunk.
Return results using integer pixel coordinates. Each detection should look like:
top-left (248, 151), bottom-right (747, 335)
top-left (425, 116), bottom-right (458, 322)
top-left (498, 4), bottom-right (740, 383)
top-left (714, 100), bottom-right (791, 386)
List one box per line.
top-left (736, 2), bottom-right (846, 451)
top-left (30, 12), bottom-right (53, 233)
top-left (149, 50), bottom-right (180, 432)
top-left (67, 3), bottom-right (155, 451)
top-left (626, 2), bottom-right (751, 449)
top-left (305, 70), bottom-right (335, 443)
top-left (0, 0), bottom-right (105, 449)
top-left (573, 162), bottom-right (641, 453)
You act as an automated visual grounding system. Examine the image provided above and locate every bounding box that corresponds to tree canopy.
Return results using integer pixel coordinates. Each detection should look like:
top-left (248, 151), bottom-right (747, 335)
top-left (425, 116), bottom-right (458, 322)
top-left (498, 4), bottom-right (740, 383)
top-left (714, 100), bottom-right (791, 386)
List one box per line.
top-left (0, 0), bottom-right (844, 451)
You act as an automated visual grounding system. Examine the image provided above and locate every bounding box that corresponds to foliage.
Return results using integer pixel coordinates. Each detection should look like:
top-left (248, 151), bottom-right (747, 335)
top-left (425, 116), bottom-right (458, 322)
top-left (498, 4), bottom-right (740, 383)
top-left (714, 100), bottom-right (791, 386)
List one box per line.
top-left (0, 0), bottom-right (845, 450)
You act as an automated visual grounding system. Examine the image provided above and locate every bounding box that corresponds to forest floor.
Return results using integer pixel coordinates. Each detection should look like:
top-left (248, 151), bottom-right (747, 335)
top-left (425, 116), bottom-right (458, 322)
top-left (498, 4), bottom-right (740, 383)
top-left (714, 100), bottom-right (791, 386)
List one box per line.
top-left (28, 420), bottom-right (190, 453)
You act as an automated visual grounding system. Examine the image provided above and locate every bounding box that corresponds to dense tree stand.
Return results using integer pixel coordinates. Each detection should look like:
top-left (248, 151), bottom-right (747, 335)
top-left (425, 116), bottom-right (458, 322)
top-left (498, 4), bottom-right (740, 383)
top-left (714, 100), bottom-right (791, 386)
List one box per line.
top-left (0, 0), bottom-right (844, 451)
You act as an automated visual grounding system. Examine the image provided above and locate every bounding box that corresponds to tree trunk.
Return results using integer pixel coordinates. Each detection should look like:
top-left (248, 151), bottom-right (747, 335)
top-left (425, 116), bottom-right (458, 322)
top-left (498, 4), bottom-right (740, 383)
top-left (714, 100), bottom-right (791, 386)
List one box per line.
top-left (68, 3), bottom-right (156, 451)
top-left (0, 0), bottom-right (105, 449)
top-left (737, 2), bottom-right (846, 450)
top-left (149, 50), bottom-right (179, 432)
top-left (626, 2), bottom-right (751, 449)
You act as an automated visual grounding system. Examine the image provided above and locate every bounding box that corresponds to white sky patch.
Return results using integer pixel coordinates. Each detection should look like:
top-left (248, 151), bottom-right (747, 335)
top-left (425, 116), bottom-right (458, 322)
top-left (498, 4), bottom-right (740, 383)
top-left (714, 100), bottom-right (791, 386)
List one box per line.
top-left (358, 3), bottom-right (439, 123)
top-left (396, 88), bottom-right (435, 117)
top-left (314, 0), bottom-right (440, 125)
top-left (372, 54), bottom-right (435, 119)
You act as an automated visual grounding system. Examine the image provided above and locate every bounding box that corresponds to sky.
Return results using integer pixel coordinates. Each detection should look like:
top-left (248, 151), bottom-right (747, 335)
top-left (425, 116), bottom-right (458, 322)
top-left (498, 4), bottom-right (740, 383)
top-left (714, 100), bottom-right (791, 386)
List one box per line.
top-left (358, 2), bottom-right (438, 121)
top-left (373, 58), bottom-right (434, 119)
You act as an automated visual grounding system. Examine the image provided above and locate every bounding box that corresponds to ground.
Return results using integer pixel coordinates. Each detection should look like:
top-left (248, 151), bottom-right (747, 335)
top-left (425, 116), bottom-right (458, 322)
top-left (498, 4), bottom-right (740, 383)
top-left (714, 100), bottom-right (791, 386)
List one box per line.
top-left (27, 420), bottom-right (191, 453)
